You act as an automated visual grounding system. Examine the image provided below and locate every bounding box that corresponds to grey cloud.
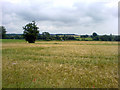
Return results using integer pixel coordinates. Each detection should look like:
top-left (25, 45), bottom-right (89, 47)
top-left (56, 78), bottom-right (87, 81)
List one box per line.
top-left (2, 1), bottom-right (79, 23)
top-left (2, 0), bottom-right (118, 34)
top-left (2, 1), bottom-right (115, 24)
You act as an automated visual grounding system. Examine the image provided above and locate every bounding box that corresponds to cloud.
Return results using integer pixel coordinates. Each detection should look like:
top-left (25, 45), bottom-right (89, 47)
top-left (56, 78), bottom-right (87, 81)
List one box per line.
top-left (1, 0), bottom-right (118, 34)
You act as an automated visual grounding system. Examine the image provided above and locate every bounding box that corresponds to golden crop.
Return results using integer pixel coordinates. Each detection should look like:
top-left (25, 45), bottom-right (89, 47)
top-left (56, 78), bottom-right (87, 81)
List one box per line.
top-left (2, 40), bottom-right (118, 88)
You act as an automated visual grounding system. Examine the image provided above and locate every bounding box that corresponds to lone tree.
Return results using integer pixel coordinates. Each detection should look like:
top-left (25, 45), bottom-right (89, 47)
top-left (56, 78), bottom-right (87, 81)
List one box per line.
top-left (23, 21), bottom-right (39, 43)
top-left (0, 26), bottom-right (7, 39)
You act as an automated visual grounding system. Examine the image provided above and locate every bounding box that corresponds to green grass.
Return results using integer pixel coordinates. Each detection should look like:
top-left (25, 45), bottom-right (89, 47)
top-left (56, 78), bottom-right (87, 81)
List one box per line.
top-left (75, 37), bottom-right (93, 41)
top-left (2, 39), bottom-right (118, 88)
top-left (2, 39), bottom-right (25, 43)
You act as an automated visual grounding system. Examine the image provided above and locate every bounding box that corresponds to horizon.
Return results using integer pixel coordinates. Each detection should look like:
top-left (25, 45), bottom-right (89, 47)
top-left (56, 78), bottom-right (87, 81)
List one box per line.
top-left (6, 33), bottom-right (118, 36)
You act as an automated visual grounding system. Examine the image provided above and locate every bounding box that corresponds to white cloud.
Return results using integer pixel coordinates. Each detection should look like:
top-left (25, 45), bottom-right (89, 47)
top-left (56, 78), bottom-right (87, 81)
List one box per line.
top-left (1, 0), bottom-right (118, 34)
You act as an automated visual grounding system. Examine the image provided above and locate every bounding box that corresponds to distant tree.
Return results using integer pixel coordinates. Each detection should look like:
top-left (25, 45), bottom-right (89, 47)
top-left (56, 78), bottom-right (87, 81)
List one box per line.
top-left (42, 32), bottom-right (51, 40)
top-left (14, 35), bottom-right (21, 39)
top-left (99, 35), bottom-right (112, 41)
top-left (109, 34), bottom-right (114, 41)
top-left (92, 32), bottom-right (99, 41)
top-left (37, 34), bottom-right (43, 40)
top-left (23, 21), bottom-right (39, 43)
top-left (92, 32), bottom-right (98, 37)
top-left (0, 26), bottom-right (7, 39)
top-left (67, 36), bottom-right (76, 40)
top-left (81, 35), bottom-right (88, 38)
top-left (114, 35), bottom-right (120, 41)
top-left (42, 32), bottom-right (50, 36)
top-left (50, 35), bottom-right (55, 40)
top-left (63, 35), bottom-right (68, 40)
top-left (55, 35), bottom-right (61, 40)
top-left (92, 36), bottom-right (99, 41)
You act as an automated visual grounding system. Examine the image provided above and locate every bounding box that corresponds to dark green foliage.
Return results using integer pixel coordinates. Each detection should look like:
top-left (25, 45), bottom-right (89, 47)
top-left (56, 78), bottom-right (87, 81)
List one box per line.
top-left (2, 27), bottom-right (119, 42)
top-left (67, 36), bottom-right (76, 40)
top-left (0, 26), bottom-right (7, 39)
top-left (37, 33), bottom-right (76, 41)
top-left (99, 35), bottom-right (112, 41)
top-left (55, 35), bottom-right (61, 40)
top-left (80, 35), bottom-right (89, 41)
top-left (92, 32), bottom-right (100, 41)
top-left (23, 21), bottom-right (39, 43)
top-left (5, 34), bottom-right (24, 39)
top-left (62, 35), bottom-right (76, 40)
top-left (6, 34), bottom-right (24, 39)
top-left (37, 32), bottom-right (60, 41)
top-left (81, 35), bottom-right (89, 38)
top-left (92, 36), bottom-right (99, 41)
top-left (113, 36), bottom-right (120, 41)
top-left (63, 35), bottom-right (67, 40)
top-left (14, 35), bottom-right (24, 39)
top-left (42, 32), bottom-right (51, 41)
top-left (92, 32), bottom-right (98, 37)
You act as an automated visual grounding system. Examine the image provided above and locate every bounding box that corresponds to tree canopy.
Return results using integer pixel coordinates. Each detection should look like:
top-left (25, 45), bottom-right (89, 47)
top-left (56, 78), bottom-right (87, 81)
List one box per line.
top-left (92, 32), bottom-right (98, 37)
top-left (0, 26), bottom-right (7, 39)
top-left (23, 21), bottom-right (39, 43)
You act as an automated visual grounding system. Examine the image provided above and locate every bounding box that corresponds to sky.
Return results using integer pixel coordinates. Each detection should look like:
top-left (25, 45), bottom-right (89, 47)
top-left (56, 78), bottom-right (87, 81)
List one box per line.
top-left (1, 0), bottom-right (119, 35)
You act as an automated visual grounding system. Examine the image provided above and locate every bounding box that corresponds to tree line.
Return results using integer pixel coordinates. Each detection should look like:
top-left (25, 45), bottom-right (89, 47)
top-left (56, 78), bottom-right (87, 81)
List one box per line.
top-left (0, 21), bottom-right (120, 43)
top-left (81, 32), bottom-right (120, 41)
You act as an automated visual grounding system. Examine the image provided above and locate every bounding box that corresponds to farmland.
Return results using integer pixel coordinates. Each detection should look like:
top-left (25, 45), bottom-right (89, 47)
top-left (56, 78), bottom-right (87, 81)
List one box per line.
top-left (2, 39), bottom-right (118, 88)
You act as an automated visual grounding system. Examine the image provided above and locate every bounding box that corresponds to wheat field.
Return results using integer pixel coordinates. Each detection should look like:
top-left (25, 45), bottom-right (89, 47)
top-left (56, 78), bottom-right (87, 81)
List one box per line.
top-left (2, 40), bottom-right (118, 88)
